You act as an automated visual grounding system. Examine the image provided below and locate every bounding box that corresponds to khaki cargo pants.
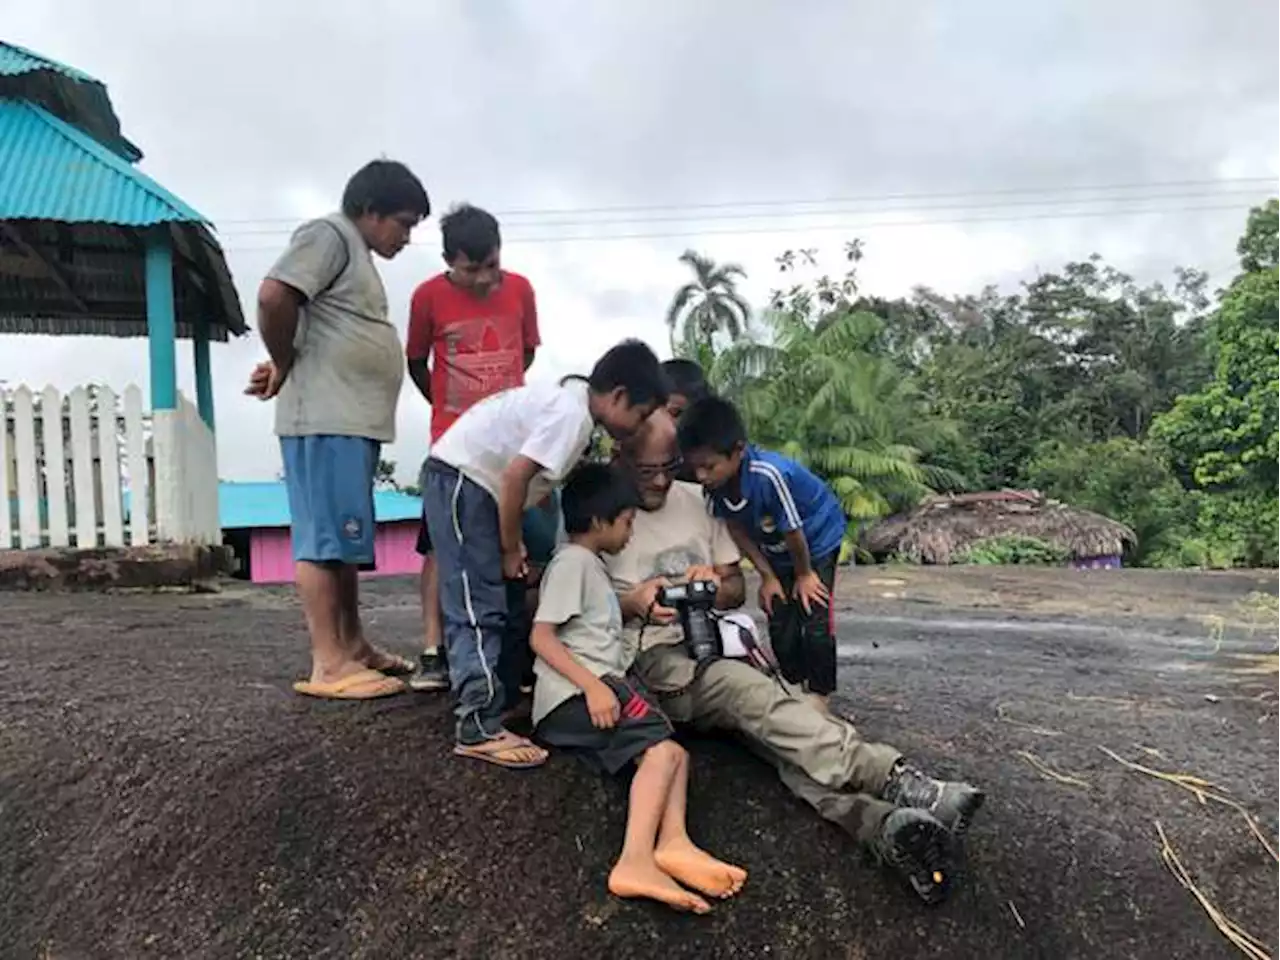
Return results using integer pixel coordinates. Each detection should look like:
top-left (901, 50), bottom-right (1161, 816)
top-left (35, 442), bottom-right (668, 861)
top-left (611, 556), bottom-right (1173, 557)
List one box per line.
top-left (634, 642), bottom-right (901, 845)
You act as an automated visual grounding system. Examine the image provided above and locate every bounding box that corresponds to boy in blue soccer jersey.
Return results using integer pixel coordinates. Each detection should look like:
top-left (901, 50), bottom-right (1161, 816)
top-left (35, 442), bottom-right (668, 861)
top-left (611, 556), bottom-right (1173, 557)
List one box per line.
top-left (677, 396), bottom-right (847, 708)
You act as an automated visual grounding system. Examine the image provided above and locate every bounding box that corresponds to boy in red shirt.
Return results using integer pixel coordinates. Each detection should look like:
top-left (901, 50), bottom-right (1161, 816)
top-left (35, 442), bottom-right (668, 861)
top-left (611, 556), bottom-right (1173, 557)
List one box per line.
top-left (405, 204), bottom-right (540, 692)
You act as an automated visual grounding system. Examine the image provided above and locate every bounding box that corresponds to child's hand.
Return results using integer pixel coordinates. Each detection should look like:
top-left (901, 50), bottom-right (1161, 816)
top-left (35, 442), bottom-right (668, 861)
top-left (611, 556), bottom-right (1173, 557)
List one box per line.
top-left (627, 578), bottom-right (677, 624)
top-left (502, 543), bottom-right (529, 581)
top-left (758, 575), bottom-right (786, 616)
top-left (793, 570), bottom-right (830, 615)
top-left (586, 680), bottom-right (621, 729)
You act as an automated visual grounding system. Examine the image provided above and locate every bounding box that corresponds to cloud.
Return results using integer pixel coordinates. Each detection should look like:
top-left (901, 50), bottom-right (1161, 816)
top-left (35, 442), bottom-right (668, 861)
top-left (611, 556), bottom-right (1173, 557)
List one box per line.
top-left (1, 0), bottom-right (1275, 485)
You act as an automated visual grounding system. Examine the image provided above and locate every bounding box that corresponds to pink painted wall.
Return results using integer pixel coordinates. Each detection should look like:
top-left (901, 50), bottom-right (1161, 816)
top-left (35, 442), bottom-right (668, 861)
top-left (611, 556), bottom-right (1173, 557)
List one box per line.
top-left (247, 520), bottom-right (422, 584)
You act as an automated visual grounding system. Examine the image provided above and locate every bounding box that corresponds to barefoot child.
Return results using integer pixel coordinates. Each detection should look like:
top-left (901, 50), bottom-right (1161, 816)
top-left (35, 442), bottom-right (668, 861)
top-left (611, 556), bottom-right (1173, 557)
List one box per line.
top-left (678, 396), bottom-right (847, 711)
top-left (531, 463), bottom-right (747, 912)
top-left (423, 339), bottom-right (667, 768)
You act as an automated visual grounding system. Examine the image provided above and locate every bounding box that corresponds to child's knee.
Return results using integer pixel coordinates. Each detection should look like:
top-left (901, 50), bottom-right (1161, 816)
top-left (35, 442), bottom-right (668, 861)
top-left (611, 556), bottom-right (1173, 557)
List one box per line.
top-left (643, 738), bottom-right (686, 766)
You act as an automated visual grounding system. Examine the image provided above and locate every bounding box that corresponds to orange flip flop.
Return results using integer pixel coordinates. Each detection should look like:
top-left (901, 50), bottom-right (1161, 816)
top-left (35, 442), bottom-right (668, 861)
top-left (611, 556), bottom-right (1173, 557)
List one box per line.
top-left (293, 669), bottom-right (407, 700)
top-left (453, 730), bottom-right (548, 769)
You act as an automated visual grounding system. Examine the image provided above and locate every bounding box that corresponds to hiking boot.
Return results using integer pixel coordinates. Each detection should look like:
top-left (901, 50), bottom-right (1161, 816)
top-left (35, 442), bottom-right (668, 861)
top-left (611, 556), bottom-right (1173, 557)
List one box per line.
top-left (869, 808), bottom-right (956, 906)
top-left (881, 760), bottom-right (985, 838)
top-left (408, 650), bottom-right (450, 692)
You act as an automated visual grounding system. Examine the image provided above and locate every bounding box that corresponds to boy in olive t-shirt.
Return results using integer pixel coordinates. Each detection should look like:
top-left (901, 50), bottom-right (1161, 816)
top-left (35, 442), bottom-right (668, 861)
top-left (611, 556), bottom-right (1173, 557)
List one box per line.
top-left (530, 464), bottom-right (746, 914)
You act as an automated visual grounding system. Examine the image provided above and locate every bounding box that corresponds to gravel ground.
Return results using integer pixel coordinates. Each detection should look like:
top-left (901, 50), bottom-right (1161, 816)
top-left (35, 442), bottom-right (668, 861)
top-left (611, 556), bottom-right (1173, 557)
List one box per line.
top-left (1, 567), bottom-right (1275, 960)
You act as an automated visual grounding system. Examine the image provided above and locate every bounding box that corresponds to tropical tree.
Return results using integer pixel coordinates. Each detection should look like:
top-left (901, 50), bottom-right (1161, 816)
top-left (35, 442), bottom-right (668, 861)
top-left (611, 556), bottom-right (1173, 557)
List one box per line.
top-left (709, 249), bottom-right (961, 525)
top-left (665, 250), bottom-right (751, 359)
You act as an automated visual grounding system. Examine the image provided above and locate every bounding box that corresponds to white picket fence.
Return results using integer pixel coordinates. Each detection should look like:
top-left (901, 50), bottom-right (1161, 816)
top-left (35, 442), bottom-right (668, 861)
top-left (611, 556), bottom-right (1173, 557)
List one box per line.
top-left (1, 383), bottom-right (219, 551)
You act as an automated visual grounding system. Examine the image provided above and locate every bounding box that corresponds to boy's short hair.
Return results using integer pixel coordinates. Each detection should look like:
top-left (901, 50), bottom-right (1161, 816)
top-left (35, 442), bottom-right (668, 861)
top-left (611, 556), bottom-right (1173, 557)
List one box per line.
top-left (676, 395), bottom-right (747, 455)
top-left (341, 160), bottom-right (431, 220)
top-left (661, 359), bottom-right (709, 403)
top-left (589, 339), bottom-right (669, 408)
top-left (441, 203), bottom-right (501, 262)
top-left (561, 463), bottom-right (641, 534)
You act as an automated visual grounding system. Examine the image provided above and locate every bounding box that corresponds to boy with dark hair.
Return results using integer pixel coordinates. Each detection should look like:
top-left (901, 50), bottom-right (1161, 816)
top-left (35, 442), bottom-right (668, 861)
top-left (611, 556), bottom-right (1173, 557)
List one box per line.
top-left (532, 463), bottom-right (746, 913)
top-left (678, 396), bottom-right (847, 709)
top-left (660, 358), bottom-right (710, 419)
top-left (423, 339), bottom-right (668, 768)
top-left (246, 159), bottom-right (430, 701)
top-left (405, 203), bottom-right (541, 692)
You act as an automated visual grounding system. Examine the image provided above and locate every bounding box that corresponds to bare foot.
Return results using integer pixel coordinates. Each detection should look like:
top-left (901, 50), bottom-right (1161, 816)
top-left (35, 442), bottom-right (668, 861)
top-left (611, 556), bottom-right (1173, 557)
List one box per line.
top-left (355, 643), bottom-right (414, 675)
top-left (608, 856), bottom-right (711, 914)
top-left (655, 840), bottom-right (747, 899)
top-left (311, 658), bottom-right (382, 686)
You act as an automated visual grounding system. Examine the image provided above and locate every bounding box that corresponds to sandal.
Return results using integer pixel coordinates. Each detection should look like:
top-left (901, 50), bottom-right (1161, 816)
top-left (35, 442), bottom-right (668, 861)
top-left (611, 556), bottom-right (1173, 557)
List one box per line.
top-left (453, 730), bottom-right (548, 769)
top-left (293, 668), bottom-right (407, 701)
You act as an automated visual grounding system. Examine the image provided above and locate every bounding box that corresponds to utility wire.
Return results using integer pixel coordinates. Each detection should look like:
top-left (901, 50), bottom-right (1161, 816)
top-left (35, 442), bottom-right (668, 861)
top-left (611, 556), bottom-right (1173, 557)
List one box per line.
top-left (208, 175), bottom-right (1278, 229)
top-left (215, 200), bottom-right (1269, 253)
top-left (211, 186), bottom-right (1274, 238)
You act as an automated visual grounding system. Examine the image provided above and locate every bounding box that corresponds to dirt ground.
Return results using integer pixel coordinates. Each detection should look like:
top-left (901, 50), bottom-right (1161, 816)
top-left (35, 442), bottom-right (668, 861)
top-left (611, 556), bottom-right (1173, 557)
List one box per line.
top-left (1, 566), bottom-right (1276, 960)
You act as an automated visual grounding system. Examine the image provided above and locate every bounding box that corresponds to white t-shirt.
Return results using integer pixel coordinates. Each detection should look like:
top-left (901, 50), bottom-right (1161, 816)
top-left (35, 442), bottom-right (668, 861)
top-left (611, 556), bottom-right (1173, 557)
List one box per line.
top-left (430, 379), bottom-right (594, 505)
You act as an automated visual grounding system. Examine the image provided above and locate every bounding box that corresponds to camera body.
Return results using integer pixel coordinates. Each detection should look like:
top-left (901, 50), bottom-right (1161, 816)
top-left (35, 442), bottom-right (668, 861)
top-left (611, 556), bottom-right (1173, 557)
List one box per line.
top-left (657, 579), bottom-right (720, 663)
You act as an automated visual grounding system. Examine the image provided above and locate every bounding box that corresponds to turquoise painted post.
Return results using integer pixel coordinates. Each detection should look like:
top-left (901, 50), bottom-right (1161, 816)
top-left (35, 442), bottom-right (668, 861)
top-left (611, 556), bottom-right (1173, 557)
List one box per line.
top-left (145, 230), bottom-right (177, 411)
top-left (193, 314), bottom-right (215, 430)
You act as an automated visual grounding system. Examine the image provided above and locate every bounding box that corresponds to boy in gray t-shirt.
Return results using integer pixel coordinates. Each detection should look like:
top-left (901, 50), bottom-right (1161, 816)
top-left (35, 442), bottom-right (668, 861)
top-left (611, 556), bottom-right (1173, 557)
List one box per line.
top-left (531, 464), bottom-right (746, 915)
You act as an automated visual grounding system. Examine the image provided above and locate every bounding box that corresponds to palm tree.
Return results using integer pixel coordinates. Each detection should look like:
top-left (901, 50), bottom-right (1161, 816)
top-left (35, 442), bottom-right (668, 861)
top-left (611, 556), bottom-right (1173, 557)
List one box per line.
top-left (711, 308), bottom-right (962, 523)
top-left (665, 250), bottom-right (752, 357)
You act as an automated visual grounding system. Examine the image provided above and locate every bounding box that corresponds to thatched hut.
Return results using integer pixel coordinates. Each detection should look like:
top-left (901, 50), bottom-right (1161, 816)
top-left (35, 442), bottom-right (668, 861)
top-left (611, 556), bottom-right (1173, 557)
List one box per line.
top-left (861, 490), bottom-right (1136, 567)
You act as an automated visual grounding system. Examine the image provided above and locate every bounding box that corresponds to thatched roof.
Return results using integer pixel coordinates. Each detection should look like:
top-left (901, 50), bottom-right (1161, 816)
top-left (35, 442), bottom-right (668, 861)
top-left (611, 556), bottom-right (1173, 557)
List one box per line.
top-left (861, 490), bottom-right (1137, 565)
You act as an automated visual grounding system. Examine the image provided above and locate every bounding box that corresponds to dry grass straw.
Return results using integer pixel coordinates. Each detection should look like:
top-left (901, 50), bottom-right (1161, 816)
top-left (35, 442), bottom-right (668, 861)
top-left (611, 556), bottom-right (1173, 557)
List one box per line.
top-left (1155, 821), bottom-right (1273, 960)
top-left (1015, 750), bottom-right (1091, 789)
top-left (1100, 747), bottom-right (1278, 864)
top-left (1066, 691), bottom-right (1139, 707)
top-left (996, 703), bottom-right (1064, 737)
top-left (1007, 900), bottom-right (1026, 930)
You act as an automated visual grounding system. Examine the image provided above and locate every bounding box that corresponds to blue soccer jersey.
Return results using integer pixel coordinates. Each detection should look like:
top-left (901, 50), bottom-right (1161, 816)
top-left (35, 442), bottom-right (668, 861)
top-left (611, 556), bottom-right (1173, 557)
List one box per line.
top-left (707, 446), bottom-right (846, 566)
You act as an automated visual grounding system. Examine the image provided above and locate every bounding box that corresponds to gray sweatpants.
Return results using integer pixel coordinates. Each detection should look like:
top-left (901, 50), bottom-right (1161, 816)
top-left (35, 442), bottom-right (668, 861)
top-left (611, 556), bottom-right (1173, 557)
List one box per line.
top-left (633, 642), bottom-right (900, 844)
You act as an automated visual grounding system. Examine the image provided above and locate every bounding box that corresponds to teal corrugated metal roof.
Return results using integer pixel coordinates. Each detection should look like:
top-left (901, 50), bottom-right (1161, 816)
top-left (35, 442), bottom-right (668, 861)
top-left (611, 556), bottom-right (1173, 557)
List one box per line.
top-left (0, 98), bottom-right (207, 224)
top-left (219, 481), bottom-right (423, 530)
top-left (0, 41), bottom-right (98, 83)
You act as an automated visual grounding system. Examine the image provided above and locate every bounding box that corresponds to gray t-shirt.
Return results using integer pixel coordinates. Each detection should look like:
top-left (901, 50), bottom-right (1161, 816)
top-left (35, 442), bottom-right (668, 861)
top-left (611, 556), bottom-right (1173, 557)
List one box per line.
top-left (532, 542), bottom-right (634, 725)
top-left (268, 213), bottom-right (404, 442)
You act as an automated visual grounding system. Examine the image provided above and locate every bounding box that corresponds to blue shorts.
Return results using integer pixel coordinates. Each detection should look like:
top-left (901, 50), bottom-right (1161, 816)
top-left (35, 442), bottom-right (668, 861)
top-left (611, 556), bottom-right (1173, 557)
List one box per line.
top-left (280, 435), bottom-right (379, 565)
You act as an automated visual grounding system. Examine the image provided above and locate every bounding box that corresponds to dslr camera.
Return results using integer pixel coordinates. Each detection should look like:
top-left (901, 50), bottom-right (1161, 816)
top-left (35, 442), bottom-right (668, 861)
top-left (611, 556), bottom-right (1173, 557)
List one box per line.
top-left (657, 579), bottom-right (720, 663)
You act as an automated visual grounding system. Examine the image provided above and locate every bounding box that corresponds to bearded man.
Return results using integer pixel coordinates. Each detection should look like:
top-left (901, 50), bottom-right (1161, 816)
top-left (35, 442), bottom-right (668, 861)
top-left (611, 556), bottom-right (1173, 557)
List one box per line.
top-left (605, 411), bottom-right (984, 904)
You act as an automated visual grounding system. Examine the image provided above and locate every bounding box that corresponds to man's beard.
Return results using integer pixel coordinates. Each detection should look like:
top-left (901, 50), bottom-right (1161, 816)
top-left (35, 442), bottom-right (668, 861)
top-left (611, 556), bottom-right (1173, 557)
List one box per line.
top-left (640, 490), bottom-right (668, 512)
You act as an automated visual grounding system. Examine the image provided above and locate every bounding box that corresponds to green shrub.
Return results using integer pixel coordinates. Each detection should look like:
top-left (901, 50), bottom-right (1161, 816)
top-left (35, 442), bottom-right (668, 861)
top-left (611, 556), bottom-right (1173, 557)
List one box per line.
top-left (954, 535), bottom-right (1068, 566)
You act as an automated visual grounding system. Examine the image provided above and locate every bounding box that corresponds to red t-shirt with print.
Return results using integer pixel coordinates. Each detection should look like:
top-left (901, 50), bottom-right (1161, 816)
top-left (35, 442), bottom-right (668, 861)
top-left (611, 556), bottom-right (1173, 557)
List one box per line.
top-left (405, 271), bottom-right (540, 442)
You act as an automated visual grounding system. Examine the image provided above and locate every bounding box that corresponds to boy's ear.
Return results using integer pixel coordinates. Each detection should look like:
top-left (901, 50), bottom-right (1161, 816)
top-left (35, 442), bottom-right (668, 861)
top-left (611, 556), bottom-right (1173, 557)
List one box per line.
top-left (732, 440), bottom-right (747, 457)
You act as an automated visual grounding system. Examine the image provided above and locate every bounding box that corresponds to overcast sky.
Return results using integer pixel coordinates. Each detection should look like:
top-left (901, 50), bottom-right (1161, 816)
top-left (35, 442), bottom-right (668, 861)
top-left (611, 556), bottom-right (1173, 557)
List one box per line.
top-left (3, 0), bottom-right (1277, 483)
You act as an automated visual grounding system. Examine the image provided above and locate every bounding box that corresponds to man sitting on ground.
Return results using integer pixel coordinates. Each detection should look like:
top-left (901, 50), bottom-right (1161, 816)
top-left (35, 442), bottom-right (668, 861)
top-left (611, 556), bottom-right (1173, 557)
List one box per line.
top-left (606, 413), bottom-right (986, 904)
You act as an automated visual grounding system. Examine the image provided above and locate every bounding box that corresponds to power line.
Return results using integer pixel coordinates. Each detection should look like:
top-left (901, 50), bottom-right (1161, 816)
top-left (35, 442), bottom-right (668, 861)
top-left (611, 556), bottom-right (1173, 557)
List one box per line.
top-left (209, 175), bottom-right (1278, 228)
top-left (216, 200), bottom-right (1262, 253)
top-left (212, 186), bottom-right (1273, 238)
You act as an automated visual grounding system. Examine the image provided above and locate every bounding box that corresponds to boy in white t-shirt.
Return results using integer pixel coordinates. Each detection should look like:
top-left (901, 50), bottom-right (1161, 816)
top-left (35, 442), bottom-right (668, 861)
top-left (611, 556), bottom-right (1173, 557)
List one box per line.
top-left (424, 339), bottom-right (668, 768)
top-left (531, 463), bottom-right (746, 914)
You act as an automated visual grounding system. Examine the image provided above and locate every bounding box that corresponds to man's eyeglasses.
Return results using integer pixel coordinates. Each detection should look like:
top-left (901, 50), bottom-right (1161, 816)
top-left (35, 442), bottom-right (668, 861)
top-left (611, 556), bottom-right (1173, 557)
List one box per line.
top-left (632, 457), bottom-right (683, 480)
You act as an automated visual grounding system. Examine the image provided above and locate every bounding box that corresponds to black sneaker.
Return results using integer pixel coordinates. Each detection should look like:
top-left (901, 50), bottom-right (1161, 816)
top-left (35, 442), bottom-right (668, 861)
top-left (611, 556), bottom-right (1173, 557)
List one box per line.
top-left (408, 651), bottom-right (449, 692)
top-left (870, 808), bottom-right (956, 906)
top-left (881, 761), bottom-right (985, 838)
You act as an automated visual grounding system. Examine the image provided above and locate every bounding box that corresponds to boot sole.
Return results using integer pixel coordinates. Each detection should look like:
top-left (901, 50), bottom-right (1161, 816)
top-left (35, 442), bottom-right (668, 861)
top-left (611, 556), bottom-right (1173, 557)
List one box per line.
top-left (882, 813), bottom-right (957, 906)
top-left (408, 676), bottom-right (450, 692)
